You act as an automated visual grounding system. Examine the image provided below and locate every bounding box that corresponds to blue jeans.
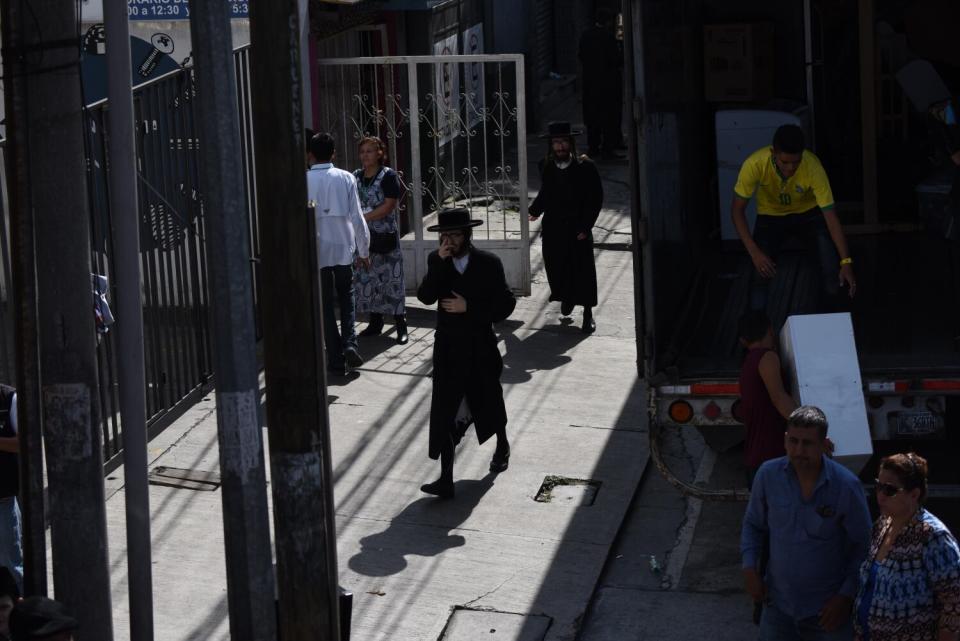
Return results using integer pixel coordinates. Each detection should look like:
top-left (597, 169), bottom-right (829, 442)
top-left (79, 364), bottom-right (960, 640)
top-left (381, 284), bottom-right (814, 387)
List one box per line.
top-left (320, 264), bottom-right (357, 369)
top-left (749, 210), bottom-right (840, 312)
top-left (759, 602), bottom-right (853, 641)
top-left (0, 496), bottom-right (23, 594)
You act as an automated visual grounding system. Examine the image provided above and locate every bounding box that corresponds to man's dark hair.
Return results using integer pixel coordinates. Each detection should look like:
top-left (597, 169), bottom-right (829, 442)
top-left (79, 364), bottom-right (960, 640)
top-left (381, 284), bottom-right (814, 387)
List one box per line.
top-left (737, 310), bottom-right (772, 344)
top-left (787, 405), bottom-right (828, 439)
top-left (772, 125), bottom-right (805, 155)
top-left (309, 132), bottom-right (336, 162)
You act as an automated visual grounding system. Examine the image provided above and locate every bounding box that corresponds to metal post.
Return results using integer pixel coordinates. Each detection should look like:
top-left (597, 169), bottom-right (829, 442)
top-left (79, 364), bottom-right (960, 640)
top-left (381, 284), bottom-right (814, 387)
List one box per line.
top-left (250, 1), bottom-right (341, 638)
top-left (0, 0), bottom-right (47, 600)
top-left (299, 0), bottom-right (314, 127)
top-left (103, 4), bottom-right (154, 640)
top-left (188, 4), bottom-right (277, 641)
top-left (623, 0), bottom-right (654, 379)
top-left (8, 1), bottom-right (114, 637)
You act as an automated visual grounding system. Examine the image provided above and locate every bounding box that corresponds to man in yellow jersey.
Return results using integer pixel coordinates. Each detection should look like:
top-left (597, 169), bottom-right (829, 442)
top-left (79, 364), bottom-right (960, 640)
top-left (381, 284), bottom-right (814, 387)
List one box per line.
top-left (732, 125), bottom-right (856, 311)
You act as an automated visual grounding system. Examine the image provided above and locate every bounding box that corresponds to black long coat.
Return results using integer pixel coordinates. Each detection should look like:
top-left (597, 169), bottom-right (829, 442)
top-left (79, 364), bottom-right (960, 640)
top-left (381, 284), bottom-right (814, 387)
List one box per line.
top-left (529, 157), bottom-right (604, 307)
top-left (578, 25), bottom-right (623, 128)
top-left (416, 248), bottom-right (517, 459)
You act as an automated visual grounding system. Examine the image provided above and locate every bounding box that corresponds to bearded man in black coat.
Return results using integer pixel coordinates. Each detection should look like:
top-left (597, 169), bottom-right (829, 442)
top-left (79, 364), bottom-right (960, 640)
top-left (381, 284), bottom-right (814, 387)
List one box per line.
top-left (529, 121), bottom-right (604, 333)
top-left (417, 209), bottom-right (517, 499)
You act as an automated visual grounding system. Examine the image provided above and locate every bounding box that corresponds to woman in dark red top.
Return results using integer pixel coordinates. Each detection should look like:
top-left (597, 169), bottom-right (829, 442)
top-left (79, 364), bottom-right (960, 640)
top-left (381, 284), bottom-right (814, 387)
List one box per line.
top-left (737, 311), bottom-right (797, 486)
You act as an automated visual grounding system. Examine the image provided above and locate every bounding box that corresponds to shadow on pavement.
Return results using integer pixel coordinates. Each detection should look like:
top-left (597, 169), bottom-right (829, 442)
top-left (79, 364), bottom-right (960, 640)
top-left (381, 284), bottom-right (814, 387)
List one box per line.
top-left (348, 473), bottom-right (497, 577)
top-left (500, 323), bottom-right (589, 385)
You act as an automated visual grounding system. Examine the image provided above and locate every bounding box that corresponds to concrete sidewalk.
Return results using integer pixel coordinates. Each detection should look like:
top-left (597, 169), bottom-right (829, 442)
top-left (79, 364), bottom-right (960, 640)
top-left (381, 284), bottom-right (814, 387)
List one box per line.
top-left (100, 107), bottom-right (645, 641)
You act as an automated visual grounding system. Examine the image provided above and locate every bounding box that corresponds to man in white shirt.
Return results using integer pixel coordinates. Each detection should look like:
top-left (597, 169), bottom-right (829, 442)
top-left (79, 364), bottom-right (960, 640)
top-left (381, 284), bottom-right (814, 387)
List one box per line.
top-left (307, 133), bottom-right (371, 375)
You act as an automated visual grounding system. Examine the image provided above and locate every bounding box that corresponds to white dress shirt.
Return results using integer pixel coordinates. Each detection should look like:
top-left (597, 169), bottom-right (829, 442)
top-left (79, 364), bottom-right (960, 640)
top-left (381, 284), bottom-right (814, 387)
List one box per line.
top-left (452, 253), bottom-right (470, 274)
top-left (306, 163), bottom-right (370, 267)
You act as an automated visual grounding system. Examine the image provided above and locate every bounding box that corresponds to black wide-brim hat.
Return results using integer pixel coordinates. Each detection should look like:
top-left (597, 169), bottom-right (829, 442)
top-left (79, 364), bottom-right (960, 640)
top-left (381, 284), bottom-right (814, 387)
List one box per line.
top-left (539, 120), bottom-right (583, 138)
top-left (10, 596), bottom-right (80, 638)
top-left (426, 207), bottom-right (484, 232)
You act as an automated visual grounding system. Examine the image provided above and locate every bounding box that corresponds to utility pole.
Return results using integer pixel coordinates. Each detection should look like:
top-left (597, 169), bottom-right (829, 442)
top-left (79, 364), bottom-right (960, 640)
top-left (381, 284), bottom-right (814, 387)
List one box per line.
top-left (0, 0), bottom-right (48, 599)
top-left (103, 4), bottom-right (154, 640)
top-left (189, 5), bottom-right (278, 641)
top-left (250, 2), bottom-right (342, 639)
top-left (4, 1), bottom-right (114, 638)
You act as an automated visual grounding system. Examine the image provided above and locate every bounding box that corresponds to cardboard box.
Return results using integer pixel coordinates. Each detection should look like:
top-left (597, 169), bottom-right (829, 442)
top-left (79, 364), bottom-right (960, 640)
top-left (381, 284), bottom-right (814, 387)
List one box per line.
top-left (779, 313), bottom-right (873, 474)
top-left (704, 23), bottom-right (775, 103)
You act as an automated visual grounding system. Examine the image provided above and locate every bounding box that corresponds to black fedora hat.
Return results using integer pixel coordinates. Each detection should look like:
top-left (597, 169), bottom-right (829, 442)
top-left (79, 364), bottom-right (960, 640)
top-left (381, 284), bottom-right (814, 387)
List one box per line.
top-left (426, 207), bottom-right (484, 232)
top-left (539, 120), bottom-right (583, 138)
top-left (10, 596), bottom-right (79, 638)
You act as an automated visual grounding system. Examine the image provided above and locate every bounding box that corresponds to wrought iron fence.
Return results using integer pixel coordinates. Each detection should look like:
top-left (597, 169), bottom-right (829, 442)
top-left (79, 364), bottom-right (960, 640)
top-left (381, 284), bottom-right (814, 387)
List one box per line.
top-left (86, 62), bottom-right (218, 465)
top-left (314, 54), bottom-right (530, 294)
top-left (0, 46), bottom-right (263, 467)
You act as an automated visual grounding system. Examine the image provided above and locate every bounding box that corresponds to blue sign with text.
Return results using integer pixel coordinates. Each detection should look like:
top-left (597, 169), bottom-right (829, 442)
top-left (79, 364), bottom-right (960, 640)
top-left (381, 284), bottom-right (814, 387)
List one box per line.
top-left (127, 0), bottom-right (249, 21)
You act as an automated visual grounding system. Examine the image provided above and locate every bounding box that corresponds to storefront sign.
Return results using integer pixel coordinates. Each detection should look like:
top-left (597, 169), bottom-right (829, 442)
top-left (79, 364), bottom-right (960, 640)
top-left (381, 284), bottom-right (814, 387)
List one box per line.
top-left (80, 0), bottom-right (249, 22)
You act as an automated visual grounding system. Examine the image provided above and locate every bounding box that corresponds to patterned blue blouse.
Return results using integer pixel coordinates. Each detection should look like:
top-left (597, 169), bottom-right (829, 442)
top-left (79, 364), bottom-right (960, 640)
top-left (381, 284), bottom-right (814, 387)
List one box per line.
top-left (854, 509), bottom-right (960, 641)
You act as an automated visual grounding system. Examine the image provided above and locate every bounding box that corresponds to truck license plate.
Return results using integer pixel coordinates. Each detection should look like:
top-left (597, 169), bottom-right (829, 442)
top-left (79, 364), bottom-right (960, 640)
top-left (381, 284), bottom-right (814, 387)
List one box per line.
top-left (894, 411), bottom-right (943, 437)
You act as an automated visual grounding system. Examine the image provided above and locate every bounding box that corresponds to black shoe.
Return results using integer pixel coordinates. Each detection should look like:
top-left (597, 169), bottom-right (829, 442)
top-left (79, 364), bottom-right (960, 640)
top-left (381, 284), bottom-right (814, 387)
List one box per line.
top-left (420, 478), bottom-right (455, 498)
top-left (328, 365), bottom-right (347, 377)
top-left (395, 315), bottom-right (408, 345)
top-left (359, 314), bottom-right (384, 337)
top-left (560, 301), bottom-right (574, 316)
top-left (344, 347), bottom-right (364, 368)
top-left (581, 310), bottom-right (596, 334)
top-left (489, 445), bottom-right (510, 473)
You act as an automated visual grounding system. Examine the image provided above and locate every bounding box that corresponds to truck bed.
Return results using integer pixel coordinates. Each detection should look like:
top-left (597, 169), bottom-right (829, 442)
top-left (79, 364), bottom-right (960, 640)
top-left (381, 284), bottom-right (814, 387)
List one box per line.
top-left (658, 232), bottom-right (960, 379)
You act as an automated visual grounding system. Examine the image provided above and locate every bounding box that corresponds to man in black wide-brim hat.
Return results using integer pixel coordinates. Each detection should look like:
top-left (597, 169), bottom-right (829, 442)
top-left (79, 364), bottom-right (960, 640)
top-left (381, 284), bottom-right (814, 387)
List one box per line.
top-left (416, 208), bottom-right (516, 498)
top-left (529, 121), bottom-right (604, 333)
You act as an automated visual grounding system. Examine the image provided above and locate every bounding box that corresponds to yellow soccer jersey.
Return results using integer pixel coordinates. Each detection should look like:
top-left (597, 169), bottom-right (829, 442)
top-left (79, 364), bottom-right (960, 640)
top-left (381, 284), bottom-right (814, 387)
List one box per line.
top-left (733, 147), bottom-right (836, 216)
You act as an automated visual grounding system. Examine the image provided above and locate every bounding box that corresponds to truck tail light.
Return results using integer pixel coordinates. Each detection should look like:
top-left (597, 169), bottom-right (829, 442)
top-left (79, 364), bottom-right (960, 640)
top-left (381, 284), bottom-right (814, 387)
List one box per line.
top-left (921, 380), bottom-right (960, 391)
top-left (691, 383), bottom-right (740, 395)
top-left (703, 401), bottom-right (721, 420)
top-left (668, 400), bottom-right (694, 423)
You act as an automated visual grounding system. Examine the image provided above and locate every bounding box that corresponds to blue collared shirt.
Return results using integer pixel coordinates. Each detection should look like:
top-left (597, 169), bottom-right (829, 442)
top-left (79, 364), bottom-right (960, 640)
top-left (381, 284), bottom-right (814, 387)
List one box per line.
top-left (741, 455), bottom-right (872, 620)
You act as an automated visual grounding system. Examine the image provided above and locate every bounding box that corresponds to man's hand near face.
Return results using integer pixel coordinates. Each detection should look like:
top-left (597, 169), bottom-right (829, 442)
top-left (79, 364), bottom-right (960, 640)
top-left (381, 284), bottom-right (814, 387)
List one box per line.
top-left (438, 239), bottom-right (455, 259)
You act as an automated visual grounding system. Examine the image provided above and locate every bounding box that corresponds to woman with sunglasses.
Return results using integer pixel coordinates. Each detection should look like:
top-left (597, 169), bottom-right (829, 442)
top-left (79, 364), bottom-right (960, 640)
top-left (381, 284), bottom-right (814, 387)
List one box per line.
top-left (854, 453), bottom-right (960, 641)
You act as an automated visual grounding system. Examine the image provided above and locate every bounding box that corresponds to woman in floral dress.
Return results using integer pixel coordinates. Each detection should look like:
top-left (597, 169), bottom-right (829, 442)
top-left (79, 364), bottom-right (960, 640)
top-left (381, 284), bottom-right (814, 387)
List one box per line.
top-left (854, 452), bottom-right (960, 641)
top-left (354, 136), bottom-right (408, 344)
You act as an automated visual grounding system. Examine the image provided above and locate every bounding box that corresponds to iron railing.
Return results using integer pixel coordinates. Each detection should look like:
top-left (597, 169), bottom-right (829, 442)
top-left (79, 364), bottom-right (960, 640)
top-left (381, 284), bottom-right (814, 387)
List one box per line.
top-left (0, 46), bottom-right (262, 467)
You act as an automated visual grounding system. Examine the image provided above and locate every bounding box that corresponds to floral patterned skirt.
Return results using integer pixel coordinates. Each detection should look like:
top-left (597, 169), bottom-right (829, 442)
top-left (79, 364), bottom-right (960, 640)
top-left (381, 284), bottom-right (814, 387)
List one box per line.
top-left (354, 247), bottom-right (405, 316)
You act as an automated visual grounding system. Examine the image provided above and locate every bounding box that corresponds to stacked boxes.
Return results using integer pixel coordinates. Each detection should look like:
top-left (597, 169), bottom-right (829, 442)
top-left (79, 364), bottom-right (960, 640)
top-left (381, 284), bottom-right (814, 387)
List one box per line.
top-left (704, 23), bottom-right (775, 103)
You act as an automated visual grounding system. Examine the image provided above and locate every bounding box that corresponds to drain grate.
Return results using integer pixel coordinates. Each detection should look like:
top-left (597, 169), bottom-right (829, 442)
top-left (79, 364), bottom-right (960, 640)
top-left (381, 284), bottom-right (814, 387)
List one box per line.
top-left (439, 608), bottom-right (550, 641)
top-left (147, 466), bottom-right (221, 491)
top-left (534, 475), bottom-right (601, 506)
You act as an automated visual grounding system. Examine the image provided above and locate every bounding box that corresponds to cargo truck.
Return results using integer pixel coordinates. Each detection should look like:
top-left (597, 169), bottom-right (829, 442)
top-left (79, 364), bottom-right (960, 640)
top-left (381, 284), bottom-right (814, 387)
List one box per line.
top-left (622, 0), bottom-right (960, 495)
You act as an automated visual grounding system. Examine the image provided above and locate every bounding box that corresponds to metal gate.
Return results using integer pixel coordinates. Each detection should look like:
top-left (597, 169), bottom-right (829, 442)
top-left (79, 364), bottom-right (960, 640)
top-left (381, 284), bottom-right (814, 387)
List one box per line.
top-left (314, 54), bottom-right (530, 295)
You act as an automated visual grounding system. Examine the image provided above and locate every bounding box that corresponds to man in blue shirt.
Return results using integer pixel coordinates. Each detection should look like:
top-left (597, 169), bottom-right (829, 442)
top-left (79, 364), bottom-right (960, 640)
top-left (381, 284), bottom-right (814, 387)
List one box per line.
top-left (741, 405), bottom-right (871, 640)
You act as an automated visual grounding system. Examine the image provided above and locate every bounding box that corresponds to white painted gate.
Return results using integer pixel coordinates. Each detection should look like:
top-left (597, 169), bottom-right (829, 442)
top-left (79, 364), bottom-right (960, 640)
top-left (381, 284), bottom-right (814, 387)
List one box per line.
top-left (314, 54), bottom-right (530, 295)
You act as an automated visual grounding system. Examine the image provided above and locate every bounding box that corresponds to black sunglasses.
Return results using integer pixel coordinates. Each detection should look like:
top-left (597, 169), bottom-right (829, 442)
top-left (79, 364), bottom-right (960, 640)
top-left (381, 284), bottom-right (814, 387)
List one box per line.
top-left (874, 479), bottom-right (905, 497)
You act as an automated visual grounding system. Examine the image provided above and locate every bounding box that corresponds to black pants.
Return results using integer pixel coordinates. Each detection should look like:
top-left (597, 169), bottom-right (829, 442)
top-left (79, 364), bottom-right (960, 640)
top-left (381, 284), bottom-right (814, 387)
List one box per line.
top-left (748, 210), bottom-right (840, 312)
